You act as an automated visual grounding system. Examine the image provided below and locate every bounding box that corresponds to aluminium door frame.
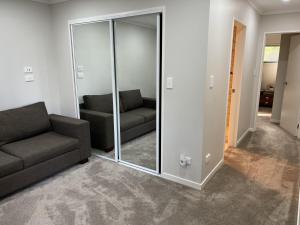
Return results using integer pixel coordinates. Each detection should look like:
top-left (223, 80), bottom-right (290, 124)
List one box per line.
top-left (68, 7), bottom-right (165, 175)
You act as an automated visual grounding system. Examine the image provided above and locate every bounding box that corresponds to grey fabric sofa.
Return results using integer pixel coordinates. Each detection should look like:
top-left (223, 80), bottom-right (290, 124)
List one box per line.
top-left (0, 102), bottom-right (91, 198)
top-left (80, 90), bottom-right (156, 151)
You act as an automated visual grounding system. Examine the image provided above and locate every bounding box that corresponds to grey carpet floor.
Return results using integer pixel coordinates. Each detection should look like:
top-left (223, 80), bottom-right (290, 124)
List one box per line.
top-left (0, 116), bottom-right (299, 225)
top-left (94, 132), bottom-right (156, 170)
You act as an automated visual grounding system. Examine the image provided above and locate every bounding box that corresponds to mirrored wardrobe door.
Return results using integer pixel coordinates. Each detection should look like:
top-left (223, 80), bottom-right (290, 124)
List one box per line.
top-left (72, 21), bottom-right (117, 160)
top-left (114, 14), bottom-right (161, 171)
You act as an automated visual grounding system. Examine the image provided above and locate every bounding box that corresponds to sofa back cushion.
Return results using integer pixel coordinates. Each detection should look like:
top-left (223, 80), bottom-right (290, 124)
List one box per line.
top-left (120, 90), bottom-right (143, 112)
top-left (83, 94), bottom-right (113, 113)
top-left (0, 102), bottom-right (51, 146)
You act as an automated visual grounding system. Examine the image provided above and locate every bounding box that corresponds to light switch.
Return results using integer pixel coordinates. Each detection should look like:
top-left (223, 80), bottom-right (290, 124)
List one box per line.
top-left (25, 74), bottom-right (34, 82)
top-left (166, 77), bottom-right (173, 89)
top-left (209, 75), bottom-right (214, 89)
top-left (24, 66), bottom-right (33, 73)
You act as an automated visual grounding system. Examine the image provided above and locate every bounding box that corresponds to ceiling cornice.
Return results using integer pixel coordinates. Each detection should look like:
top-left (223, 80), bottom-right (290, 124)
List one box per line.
top-left (247, 0), bottom-right (300, 16)
top-left (247, 0), bottom-right (263, 15)
top-left (262, 8), bottom-right (300, 16)
top-left (32, 0), bottom-right (69, 4)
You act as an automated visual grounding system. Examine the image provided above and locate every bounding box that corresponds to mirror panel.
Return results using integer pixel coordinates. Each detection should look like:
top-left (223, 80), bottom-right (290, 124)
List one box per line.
top-left (114, 14), bottom-right (158, 170)
top-left (72, 21), bottom-right (116, 160)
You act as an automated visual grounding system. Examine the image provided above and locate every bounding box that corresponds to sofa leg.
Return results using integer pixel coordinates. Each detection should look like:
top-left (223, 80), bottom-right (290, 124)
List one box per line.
top-left (79, 158), bottom-right (89, 164)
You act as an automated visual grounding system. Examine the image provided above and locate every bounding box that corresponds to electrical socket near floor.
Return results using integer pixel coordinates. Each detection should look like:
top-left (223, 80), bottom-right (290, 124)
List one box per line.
top-left (180, 154), bottom-right (192, 167)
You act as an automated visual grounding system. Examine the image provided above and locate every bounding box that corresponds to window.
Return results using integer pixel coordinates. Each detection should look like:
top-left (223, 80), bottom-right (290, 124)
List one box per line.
top-left (264, 46), bottom-right (280, 63)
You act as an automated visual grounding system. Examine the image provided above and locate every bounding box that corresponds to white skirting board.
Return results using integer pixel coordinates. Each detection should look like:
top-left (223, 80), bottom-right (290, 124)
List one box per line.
top-left (161, 173), bottom-right (202, 190)
top-left (200, 159), bottom-right (224, 189)
top-left (162, 159), bottom-right (224, 191)
top-left (236, 128), bottom-right (254, 146)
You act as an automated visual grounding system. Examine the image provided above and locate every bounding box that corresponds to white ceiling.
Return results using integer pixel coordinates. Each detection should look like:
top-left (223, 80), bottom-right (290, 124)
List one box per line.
top-left (249, 0), bottom-right (300, 15)
top-left (33, 0), bottom-right (300, 15)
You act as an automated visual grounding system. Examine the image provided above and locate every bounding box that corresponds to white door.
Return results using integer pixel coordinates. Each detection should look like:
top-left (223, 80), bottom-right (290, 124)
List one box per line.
top-left (280, 35), bottom-right (300, 137)
top-left (228, 22), bottom-right (246, 147)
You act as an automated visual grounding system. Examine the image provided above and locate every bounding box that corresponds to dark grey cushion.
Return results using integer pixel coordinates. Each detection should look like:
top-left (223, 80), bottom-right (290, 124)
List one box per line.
top-left (83, 94), bottom-right (113, 113)
top-left (0, 151), bottom-right (23, 178)
top-left (0, 102), bottom-right (51, 146)
top-left (120, 112), bottom-right (144, 131)
top-left (129, 108), bottom-right (156, 122)
top-left (120, 90), bottom-right (143, 112)
top-left (83, 94), bottom-right (124, 113)
top-left (1, 132), bottom-right (79, 168)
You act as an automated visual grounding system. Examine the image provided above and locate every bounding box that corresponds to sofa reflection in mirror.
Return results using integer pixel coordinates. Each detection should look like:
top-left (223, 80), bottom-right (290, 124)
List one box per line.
top-left (80, 89), bottom-right (156, 152)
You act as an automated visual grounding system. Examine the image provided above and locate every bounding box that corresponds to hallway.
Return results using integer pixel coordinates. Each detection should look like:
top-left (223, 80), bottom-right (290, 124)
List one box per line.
top-left (221, 111), bottom-right (300, 224)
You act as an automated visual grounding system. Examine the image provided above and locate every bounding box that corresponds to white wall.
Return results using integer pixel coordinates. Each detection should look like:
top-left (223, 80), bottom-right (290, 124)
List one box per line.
top-left (73, 22), bottom-right (113, 103)
top-left (73, 20), bottom-right (157, 103)
top-left (203, 0), bottom-right (260, 180)
top-left (272, 34), bottom-right (292, 122)
top-left (251, 12), bottom-right (300, 129)
top-left (51, 0), bottom-right (210, 186)
top-left (261, 63), bottom-right (278, 90)
top-left (115, 21), bottom-right (157, 99)
top-left (0, 0), bottom-right (60, 113)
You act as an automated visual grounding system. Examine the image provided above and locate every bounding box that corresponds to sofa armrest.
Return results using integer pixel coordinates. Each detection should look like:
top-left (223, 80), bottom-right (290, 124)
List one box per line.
top-left (80, 109), bottom-right (115, 150)
top-left (49, 114), bottom-right (91, 160)
top-left (143, 97), bottom-right (156, 109)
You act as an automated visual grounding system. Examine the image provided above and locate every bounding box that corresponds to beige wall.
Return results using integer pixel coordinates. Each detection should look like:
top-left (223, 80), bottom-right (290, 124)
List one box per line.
top-left (261, 63), bottom-right (278, 90)
top-left (265, 33), bottom-right (281, 46)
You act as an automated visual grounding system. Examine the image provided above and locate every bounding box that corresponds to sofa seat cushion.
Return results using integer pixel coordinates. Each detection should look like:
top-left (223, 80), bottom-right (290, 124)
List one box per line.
top-left (0, 102), bottom-right (51, 146)
top-left (1, 132), bottom-right (79, 168)
top-left (0, 151), bottom-right (23, 178)
top-left (129, 108), bottom-right (156, 122)
top-left (120, 112), bottom-right (145, 131)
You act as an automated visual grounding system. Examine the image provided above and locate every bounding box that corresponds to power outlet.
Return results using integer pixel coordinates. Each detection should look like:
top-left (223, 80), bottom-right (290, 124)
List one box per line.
top-left (24, 66), bottom-right (33, 73)
top-left (180, 154), bottom-right (192, 167)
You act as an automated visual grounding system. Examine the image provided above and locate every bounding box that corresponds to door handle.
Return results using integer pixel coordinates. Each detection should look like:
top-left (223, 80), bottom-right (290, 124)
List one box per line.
top-left (232, 89), bottom-right (236, 93)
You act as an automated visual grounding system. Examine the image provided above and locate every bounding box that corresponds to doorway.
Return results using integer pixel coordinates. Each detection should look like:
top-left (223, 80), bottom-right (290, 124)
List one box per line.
top-left (69, 9), bottom-right (163, 174)
top-left (254, 32), bottom-right (300, 139)
top-left (224, 20), bottom-right (246, 150)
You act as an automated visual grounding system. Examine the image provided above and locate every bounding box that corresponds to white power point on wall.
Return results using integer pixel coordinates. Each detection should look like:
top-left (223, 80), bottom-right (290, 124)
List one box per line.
top-left (180, 154), bottom-right (192, 167)
top-left (24, 66), bottom-right (34, 82)
top-left (24, 66), bottom-right (33, 73)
